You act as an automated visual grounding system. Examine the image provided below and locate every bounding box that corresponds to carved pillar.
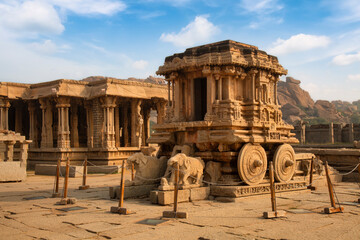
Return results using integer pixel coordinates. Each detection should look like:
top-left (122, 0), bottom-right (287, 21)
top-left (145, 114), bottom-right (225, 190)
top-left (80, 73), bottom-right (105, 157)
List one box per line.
top-left (56, 97), bottom-right (70, 149)
top-left (115, 105), bottom-right (120, 148)
top-left (142, 107), bottom-right (151, 146)
top-left (100, 96), bottom-right (116, 149)
top-left (4, 140), bottom-right (16, 161)
top-left (131, 99), bottom-right (143, 148)
top-left (28, 101), bottom-right (38, 148)
top-left (123, 103), bottom-right (129, 147)
top-left (19, 140), bottom-right (31, 168)
top-left (70, 103), bottom-right (79, 148)
top-left (349, 123), bottom-right (354, 143)
top-left (0, 97), bottom-right (10, 130)
top-left (156, 101), bottom-right (166, 124)
top-left (39, 98), bottom-right (53, 148)
top-left (206, 74), bottom-right (214, 119)
top-left (84, 101), bottom-right (93, 148)
top-left (15, 103), bottom-right (22, 133)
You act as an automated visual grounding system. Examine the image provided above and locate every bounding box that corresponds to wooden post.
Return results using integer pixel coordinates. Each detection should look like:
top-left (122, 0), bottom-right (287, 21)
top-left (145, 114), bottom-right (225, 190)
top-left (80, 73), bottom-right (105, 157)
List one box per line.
top-left (263, 161), bottom-right (286, 219)
top-left (324, 161), bottom-right (344, 214)
top-left (173, 162), bottom-right (179, 213)
top-left (307, 157), bottom-right (316, 190)
top-left (131, 163), bottom-right (135, 181)
top-left (163, 162), bottom-right (187, 218)
top-left (63, 157), bottom-right (70, 199)
top-left (110, 160), bottom-right (131, 214)
top-left (58, 157), bottom-right (76, 205)
top-left (79, 157), bottom-right (90, 190)
top-left (52, 158), bottom-right (61, 197)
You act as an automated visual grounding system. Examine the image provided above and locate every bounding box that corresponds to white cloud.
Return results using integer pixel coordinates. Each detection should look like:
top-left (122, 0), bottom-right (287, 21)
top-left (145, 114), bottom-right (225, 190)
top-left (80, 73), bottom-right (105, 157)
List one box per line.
top-left (160, 15), bottom-right (220, 47)
top-left (240, 0), bottom-right (283, 14)
top-left (268, 34), bottom-right (331, 55)
top-left (132, 60), bottom-right (148, 70)
top-left (332, 51), bottom-right (360, 65)
top-left (0, 1), bottom-right (64, 35)
top-left (348, 74), bottom-right (360, 82)
top-left (51, 0), bottom-right (126, 15)
top-left (30, 39), bottom-right (71, 54)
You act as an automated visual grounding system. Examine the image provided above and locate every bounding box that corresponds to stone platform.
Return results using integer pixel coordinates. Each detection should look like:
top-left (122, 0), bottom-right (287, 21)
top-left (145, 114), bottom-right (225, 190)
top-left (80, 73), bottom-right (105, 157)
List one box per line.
top-left (109, 184), bottom-right (158, 199)
top-left (0, 162), bottom-right (26, 182)
top-left (35, 164), bottom-right (120, 177)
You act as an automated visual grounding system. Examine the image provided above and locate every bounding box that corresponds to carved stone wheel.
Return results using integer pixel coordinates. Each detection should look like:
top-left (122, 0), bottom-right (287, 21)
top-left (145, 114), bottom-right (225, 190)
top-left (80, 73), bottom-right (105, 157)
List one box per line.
top-left (237, 143), bottom-right (267, 185)
top-left (273, 144), bottom-right (296, 182)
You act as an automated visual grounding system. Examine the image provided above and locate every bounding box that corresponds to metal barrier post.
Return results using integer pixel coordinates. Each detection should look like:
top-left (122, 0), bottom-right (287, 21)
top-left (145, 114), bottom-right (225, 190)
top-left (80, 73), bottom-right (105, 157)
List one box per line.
top-left (324, 161), bottom-right (343, 214)
top-left (110, 160), bottom-right (131, 214)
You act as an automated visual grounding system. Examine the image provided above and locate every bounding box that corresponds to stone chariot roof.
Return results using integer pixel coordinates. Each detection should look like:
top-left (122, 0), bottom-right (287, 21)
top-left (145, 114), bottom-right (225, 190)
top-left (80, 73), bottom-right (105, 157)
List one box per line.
top-left (157, 40), bottom-right (287, 75)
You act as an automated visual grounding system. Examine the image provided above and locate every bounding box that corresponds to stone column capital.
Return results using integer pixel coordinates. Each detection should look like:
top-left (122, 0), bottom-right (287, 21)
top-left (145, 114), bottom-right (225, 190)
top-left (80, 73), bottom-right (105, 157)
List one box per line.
top-left (55, 97), bottom-right (70, 108)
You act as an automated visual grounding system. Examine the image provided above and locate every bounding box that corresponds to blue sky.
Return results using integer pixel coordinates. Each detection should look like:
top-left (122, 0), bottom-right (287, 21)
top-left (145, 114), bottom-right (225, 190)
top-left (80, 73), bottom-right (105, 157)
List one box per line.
top-left (0, 0), bottom-right (360, 101)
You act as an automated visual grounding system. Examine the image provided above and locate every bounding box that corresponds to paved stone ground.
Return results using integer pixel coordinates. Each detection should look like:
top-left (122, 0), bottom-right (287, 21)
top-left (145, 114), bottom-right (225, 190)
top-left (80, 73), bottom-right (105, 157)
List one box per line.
top-left (1, 172), bottom-right (360, 240)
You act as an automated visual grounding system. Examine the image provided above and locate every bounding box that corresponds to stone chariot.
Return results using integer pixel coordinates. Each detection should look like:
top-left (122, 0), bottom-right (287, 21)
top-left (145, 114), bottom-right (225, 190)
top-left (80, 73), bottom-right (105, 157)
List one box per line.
top-left (149, 40), bottom-right (300, 186)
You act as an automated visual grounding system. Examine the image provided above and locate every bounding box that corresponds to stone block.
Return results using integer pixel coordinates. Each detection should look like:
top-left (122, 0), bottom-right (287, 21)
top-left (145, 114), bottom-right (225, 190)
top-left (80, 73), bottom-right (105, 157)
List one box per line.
top-left (35, 164), bottom-right (83, 178)
top-left (0, 162), bottom-right (26, 182)
top-left (111, 184), bottom-right (157, 199)
top-left (162, 211), bottom-right (187, 219)
top-left (190, 187), bottom-right (210, 201)
top-left (263, 210), bottom-right (286, 219)
top-left (157, 189), bottom-right (190, 205)
top-left (87, 165), bottom-right (120, 174)
top-left (150, 190), bottom-right (159, 204)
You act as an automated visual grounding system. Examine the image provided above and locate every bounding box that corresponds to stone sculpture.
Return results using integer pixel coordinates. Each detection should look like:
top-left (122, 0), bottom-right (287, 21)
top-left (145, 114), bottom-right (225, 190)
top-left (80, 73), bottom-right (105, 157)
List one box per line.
top-left (161, 153), bottom-right (205, 188)
top-left (126, 152), bottom-right (167, 185)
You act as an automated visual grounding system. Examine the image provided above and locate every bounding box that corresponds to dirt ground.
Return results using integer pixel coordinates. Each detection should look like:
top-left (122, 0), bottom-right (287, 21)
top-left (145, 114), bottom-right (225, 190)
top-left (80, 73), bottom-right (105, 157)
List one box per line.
top-left (1, 172), bottom-right (360, 240)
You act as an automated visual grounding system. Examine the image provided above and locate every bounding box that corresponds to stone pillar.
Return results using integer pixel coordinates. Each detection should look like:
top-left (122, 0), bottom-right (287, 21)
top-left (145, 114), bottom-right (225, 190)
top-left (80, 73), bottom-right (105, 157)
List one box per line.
top-left (100, 96), bottom-right (116, 149)
top-left (84, 101), bottom-right (93, 148)
top-left (70, 104), bottom-right (79, 148)
top-left (15, 104), bottom-right (22, 133)
top-left (142, 107), bottom-right (151, 146)
top-left (300, 121), bottom-right (306, 144)
top-left (115, 106), bottom-right (120, 148)
top-left (329, 122), bottom-right (334, 144)
top-left (131, 99), bottom-right (143, 148)
top-left (56, 97), bottom-right (70, 149)
top-left (19, 140), bottom-right (31, 168)
top-left (206, 74), bottom-right (214, 118)
top-left (123, 104), bottom-right (129, 147)
top-left (349, 123), bottom-right (354, 143)
top-left (156, 101), bottom-right (166, 124)
top-left (4, 140), bottom-right (16, 161)
top-left (0, 97), bottom-right (10, 130)
top-left (39, 98), bottom-right (53, 148)
top-left (28, 101), bottom-right (38, 148)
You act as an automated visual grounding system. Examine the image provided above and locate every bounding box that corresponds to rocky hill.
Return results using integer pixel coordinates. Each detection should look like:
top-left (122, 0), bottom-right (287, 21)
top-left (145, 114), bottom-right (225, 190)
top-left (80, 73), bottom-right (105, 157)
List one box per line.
top-left (278, 77), bottom-right (360, 125)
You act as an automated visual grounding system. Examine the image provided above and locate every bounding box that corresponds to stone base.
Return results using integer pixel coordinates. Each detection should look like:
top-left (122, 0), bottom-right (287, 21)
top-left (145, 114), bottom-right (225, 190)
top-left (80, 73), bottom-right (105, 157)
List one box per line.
top-left (210, 181), bottom-right (307, 198)
top-left (307, 185), bottom-right (316, 191)
top-left (78, 185), bottom-right (90, 190)
top-left (57, 198), bottom-right (77, 205)
top-left (110, 206), bottom-right (131, 215)
top-left (35, 164), bottom-right (83, 178)
top-left (0, 162), bottom-right (26, 182)
top-left (324, 207), bottom-right (344, 214)
top-left (162, 211), bottom-right (187, 219)
top-left (263, 210), bottom-right (286, 219)
top-left (159, 183), bottom-right (202, 191)
top-left (51, 192), bottom-right (61, 198)
top-left (109, 184), bottom-right (157, 199)
top-left (151, 187), bottom-right (210, 205)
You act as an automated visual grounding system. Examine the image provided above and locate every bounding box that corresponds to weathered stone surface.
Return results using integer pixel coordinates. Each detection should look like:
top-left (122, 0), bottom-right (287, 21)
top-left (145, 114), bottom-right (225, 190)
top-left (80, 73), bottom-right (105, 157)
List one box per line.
top-left (150, 190), bottom-right (159, 204)
top-left (0, 162), bottom-right (26, 182)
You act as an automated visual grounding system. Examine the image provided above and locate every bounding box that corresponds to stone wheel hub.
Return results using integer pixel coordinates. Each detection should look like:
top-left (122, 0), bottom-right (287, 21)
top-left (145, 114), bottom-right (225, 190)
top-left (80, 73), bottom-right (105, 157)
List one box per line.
top-left (273, 144), bottom-right (296, 182)
top-left (237, 143), bottom-right (267, 185)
